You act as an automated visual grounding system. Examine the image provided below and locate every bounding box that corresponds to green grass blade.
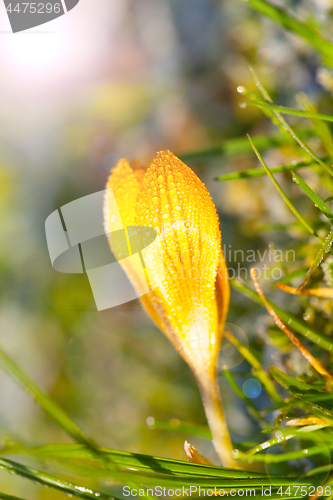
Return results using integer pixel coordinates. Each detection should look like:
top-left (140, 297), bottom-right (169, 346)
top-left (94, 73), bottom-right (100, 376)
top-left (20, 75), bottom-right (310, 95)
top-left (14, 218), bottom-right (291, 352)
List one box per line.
top-left (0, 443), bottom-right (265, 479)
top-left (0, 446), bottom-right (316, 494)
top-left (246, 0), bottom-right (333, 65)
top-left (273, 268), bottom-right (309, 285)
top-left (299, 228), bottom-right (333, 288)
top-left (216, 160), bottom-right (316, 182)
top-left (252, 368), bottom-right (282, 405)
top-left (223, 332), bottom-right (282, 404)
top-left (239, 442), bottom-right (333, 463)
top-left (179, 129), bottom-right (314, 163)
top-left (0, 494), bottom-right (30, 500)
top-left (146, 417), bottom-right (212, 439)
top-left (292, 171), bottom-right (333, 224)
top-left (0, 457), bottom-right (113, 500)
top-left (0, 345), bottom-right (120, 473)
top-left (270, 367), bottom-right (333, 422)
top-left (270, 367), bottom-right (325, 395)
top-left (242, 425), bottom-right (329, 458)
top-left (264, 393), bottom-right (333, 415)
top-left (223, 368), bottom-right (267, 424)
top-left (305, 464), bottom-right (333, 477)
top-left (231, 278), bottom-right (333, 352)
top-left (0, 347), bottom-right (93, 446)
top-left (247, 134), bottom-right (323, 241)
top-left (249, 67), bottom-right (333, 180)
top-left (248, 100), bottom-right (333, 124)
top-left (296, 92), bottom-right (333, 157)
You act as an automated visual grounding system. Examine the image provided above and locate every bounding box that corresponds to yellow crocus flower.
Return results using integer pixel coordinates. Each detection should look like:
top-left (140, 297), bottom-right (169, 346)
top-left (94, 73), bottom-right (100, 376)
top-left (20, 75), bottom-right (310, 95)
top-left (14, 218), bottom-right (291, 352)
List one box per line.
top-left (104, 151), bottom-right (239, 468)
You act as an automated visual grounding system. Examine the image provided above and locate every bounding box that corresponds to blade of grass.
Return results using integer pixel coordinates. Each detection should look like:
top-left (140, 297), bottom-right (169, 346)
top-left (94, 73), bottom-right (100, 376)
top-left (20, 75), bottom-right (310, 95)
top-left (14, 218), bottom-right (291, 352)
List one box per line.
top-left (222, 368), bottom-right (267, 425)
top-left (272, 268), bottom-right (310, 285)
top-left (0, 444), bottom-right (268, 479)
top-left (146, 417), bottom-right (212, 439)
top-left (248, 100), bottom-right (333, 124)
top-left (263, 392), bottom-right (333, 423)
top-left (0, 349), bottom-right (164, 499)
top-left (270, 367), bottom-right (326, 394)
top-left (297, 228), bottom-right (333, 289)
top-left (0, 494), bottom-right (30, 500)
top-left (247, 134), bottom-right (324, 243)
top-left (0, 457), bottom-right (113, 500)
top-left (0, 445), bottom-right (314, 496)
top-left (249, 67), bottom-right (333, 180)
top-left (0, 347), bottom-right (93, 447)
top-left (296, 92), bottom-right (333, 157)
top-left (246, 0), bottom-right (333, 65)
top-left (179, 129), bottom-right (314, 163)
top-left (0, 452), bottom-right (300, 491)
top-left (245, 90), bottom-right (291, 137)
top-left (292, 171), bottom-right (333, 224)
top-left (0, 345), bottom-right (121, 474)
top-left (238, 442), bottom-right (333, 463)
top-left (250, 268), bottom-right (333, 382)
top-left (223, 331), bottom-right (282, 404)
top-left (244, 425), bottom-right (329, 458)
top-left (216, 159), bottom-right (317, 182)
top-left (231, 278), bottom-right (333, 352)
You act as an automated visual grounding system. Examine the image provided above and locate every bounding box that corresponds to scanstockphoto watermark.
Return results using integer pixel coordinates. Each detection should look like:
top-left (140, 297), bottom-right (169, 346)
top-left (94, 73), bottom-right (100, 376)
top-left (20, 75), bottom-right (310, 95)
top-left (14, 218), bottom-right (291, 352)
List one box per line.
top-left (3, 0), bottom-right (80, 33)
top-left (123, 485), bottom-right (330, 498)
top-left (123, 486), bottom-right (256, 497)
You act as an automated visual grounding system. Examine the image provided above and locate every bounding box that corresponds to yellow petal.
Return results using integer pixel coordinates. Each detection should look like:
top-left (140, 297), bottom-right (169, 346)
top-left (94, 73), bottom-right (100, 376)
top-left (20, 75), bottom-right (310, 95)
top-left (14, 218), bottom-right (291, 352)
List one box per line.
top-left (135, 151), bottom-right (225, 376)
top-left (104, 158), bottom-right (150, 296)
top-left (105, 158), bottom-right (146, 230)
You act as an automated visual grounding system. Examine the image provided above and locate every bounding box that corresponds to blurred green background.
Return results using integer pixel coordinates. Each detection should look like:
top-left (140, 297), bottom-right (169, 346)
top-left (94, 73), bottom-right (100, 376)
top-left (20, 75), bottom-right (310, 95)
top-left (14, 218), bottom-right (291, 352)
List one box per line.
top-left (0, 0), bottom-right (332, 496)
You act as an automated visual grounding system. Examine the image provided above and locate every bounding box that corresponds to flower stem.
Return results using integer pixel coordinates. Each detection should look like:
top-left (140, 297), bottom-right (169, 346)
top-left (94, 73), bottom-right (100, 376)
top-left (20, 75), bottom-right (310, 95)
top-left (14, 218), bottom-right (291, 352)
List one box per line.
top-left (197, 370), bottom-right (242, 469)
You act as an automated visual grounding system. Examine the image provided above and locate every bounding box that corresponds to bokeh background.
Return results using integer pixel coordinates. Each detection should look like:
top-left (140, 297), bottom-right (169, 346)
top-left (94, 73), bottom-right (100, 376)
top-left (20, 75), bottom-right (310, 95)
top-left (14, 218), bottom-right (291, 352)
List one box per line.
top-left (0, 0), bottom-right (332, 497)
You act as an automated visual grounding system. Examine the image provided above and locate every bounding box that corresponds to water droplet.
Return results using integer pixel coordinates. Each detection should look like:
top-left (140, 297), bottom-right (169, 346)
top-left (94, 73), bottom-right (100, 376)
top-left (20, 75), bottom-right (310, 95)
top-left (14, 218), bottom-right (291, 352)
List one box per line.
top-left (146, 416), bottom-right (155, 427)
top-left (239, 102), bottom-right (247, 109)
top-left (237, 85), bottom-right (245, 93)
top-left (303, 312), bottom-right (310, 321)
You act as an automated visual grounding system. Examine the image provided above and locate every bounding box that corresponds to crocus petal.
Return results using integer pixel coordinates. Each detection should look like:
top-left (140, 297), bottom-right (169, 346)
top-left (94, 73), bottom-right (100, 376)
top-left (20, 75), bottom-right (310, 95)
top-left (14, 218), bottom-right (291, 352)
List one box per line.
top-left (104, 158), bottom-right (150, 296)
top-left (135, 151), bottom-right (224, 376)
top-left (105, 158), bottom-right (146, 230)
